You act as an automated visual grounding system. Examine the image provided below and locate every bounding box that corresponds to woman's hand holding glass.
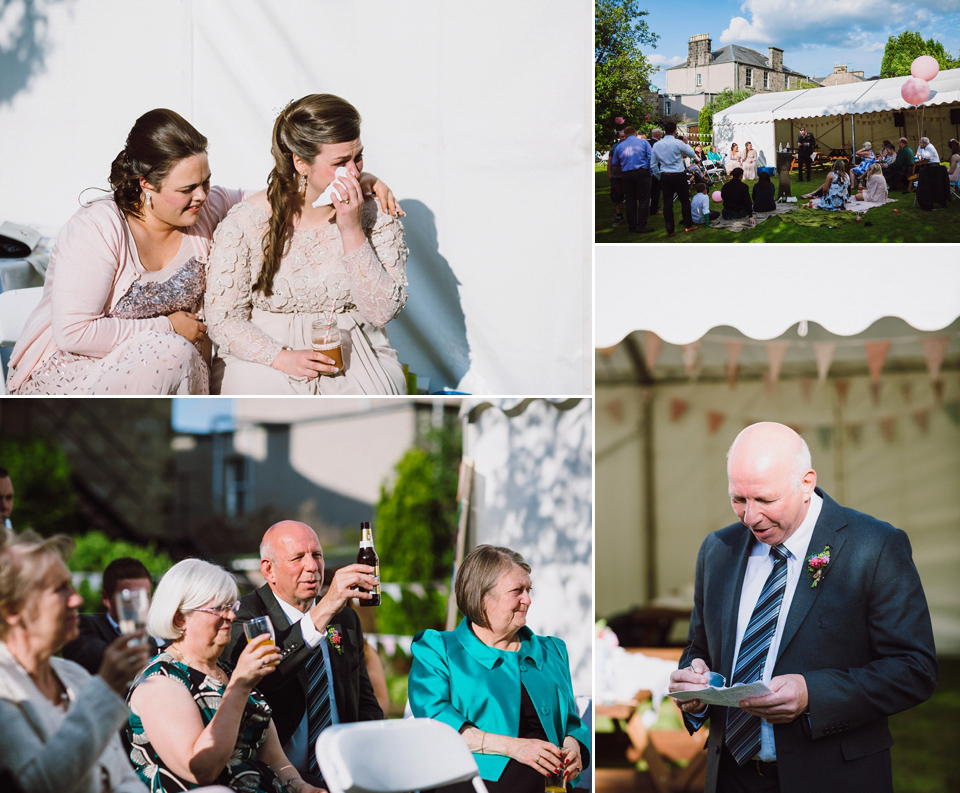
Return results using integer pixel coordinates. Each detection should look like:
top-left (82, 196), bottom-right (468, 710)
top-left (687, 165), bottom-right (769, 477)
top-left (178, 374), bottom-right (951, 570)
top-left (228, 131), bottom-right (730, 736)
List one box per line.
top-left (229, 632), bottom-right (281, 690)
top-left (561, 736), bottom-right (583, 782)
top-left (271, 348), bottom-right (339, 379)
top-left (507, 736), bottom-right (565, 777)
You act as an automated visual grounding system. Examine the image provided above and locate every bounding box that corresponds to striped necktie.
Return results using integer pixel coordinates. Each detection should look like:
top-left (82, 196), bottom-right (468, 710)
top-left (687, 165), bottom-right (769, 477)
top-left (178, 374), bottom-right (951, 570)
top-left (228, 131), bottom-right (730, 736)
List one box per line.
top-left (305, 647), bottom-right (333, 776)
top-left (726, 544), bottom-right (789, 765)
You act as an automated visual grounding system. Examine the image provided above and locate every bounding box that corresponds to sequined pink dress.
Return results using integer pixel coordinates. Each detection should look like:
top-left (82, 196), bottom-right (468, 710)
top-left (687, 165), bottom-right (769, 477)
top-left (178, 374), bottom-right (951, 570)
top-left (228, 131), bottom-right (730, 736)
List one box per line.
top-left (7, 187), bottom-right (243, 395)
top-left (205, 198), bottom-right (408, 395)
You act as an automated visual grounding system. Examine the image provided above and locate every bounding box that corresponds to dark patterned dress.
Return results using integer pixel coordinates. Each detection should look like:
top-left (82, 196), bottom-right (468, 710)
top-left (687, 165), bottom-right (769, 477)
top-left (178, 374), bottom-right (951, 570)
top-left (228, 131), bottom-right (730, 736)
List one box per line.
top-left (125, 653), bottom-right (283, 792)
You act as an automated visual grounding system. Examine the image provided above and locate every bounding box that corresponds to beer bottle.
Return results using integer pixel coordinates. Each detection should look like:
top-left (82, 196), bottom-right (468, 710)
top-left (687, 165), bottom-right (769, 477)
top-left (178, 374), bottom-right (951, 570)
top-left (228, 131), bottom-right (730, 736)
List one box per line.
top-left (357, 522), bottom-right (381, 606)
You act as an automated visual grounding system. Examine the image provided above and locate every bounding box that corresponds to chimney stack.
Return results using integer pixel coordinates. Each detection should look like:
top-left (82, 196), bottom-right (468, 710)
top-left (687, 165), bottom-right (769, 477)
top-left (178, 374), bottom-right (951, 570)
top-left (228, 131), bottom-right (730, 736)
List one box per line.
top-left (768, 46), bottom-right (783, 72)
top-left (688, 33), bottom-right (712, 67)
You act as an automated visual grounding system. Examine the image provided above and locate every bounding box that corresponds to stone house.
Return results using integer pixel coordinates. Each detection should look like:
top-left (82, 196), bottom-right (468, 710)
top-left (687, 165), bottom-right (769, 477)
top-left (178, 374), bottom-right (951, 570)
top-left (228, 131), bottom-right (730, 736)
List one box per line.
top-left (662, 33), bottom-right (816, 120)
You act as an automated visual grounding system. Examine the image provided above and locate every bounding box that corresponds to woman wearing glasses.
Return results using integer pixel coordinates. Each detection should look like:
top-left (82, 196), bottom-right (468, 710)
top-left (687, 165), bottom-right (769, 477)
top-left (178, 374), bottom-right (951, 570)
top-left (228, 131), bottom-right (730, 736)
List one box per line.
top-left (125, 559), bottom-right (324, 793)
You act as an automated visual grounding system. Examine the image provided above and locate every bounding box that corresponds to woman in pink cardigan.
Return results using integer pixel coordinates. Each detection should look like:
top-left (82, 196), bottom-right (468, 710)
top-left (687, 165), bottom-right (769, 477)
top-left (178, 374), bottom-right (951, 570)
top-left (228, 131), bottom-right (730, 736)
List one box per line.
top-left (6, 110), bottom-right (397, 395)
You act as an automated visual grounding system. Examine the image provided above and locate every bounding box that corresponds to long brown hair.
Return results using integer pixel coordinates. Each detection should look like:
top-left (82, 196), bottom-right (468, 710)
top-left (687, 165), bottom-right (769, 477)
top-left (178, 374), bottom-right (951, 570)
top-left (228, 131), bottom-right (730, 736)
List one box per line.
top-left (108, 109), bottom-right (208, 219)
top-left (256, 94), bottom-right (362, 296)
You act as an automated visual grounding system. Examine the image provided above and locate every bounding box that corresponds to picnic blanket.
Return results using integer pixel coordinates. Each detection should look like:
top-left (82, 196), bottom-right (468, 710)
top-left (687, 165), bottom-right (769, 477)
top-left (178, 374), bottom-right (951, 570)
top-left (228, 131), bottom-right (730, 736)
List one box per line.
top-left (707, 202), bottom-right (797, 232)
top-left (779, 196), bottom-right (895, 227)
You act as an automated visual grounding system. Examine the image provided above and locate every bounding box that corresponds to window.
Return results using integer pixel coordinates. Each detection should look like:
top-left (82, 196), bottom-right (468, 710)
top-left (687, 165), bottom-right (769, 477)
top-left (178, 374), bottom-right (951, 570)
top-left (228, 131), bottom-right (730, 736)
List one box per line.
top-left (697, 73), bottom-right (702, 87)
top-left (745, 68), bottom-right (753, 87)
top-left (664, 100), bottom-right (672, 115)
top-left (763, 71), bottom-right (769, 89)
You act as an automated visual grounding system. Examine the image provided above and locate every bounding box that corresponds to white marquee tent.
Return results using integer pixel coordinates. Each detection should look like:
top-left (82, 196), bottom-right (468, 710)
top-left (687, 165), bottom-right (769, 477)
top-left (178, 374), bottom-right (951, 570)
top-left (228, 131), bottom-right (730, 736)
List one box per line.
top-left (713, 68), bottom-right (960, 165)
top-left (595, 256), bottom-right (960, 655)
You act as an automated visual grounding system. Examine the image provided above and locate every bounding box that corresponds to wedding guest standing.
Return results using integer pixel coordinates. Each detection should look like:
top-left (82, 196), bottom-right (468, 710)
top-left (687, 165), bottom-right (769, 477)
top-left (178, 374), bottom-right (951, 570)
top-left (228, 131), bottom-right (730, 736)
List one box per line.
top-left (668, 422), bottom-right (937, 793)
top-left (409, 545), bottom-right (590, 792)
top-left (796, 127), bottom-right (816, 182)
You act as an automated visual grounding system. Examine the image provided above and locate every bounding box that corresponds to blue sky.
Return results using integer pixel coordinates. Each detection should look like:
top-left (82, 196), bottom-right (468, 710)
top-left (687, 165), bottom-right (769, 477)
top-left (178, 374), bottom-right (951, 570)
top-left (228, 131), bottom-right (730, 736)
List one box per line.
top-left (171, 398), bottom-right (234, 433)
top-left (640, 0), bottom-right (960, 91)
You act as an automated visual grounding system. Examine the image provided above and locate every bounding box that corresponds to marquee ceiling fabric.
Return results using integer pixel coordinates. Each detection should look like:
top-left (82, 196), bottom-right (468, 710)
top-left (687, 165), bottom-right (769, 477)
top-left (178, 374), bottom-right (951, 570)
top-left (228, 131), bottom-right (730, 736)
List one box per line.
top-left (595, 258), bottom-right (960, 349)
top-left (716, 67), bottom-right (960, 125)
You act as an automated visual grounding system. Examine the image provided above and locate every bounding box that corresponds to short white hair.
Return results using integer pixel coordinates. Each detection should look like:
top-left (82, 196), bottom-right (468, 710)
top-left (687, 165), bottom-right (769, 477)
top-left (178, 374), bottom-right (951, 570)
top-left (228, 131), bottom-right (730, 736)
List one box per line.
top-left (862, 141), bottom-right (872, 150)
top-left (148, 558), bottom-right (238, 640)
top-left (920, 137), bottom-right (930, 146)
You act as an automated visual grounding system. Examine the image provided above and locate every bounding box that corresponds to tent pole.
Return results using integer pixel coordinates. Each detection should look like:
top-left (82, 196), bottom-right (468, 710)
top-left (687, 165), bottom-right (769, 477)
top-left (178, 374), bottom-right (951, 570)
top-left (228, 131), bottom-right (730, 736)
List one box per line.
top-left (641, 390), bottom-right (657, 603)
top-left (833, 382), bottom-right (846, 506)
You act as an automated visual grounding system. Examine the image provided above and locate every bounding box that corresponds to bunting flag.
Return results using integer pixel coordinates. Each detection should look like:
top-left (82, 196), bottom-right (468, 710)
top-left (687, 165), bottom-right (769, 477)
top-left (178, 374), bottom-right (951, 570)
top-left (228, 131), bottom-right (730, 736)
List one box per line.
top-left (813, 342), bottom-right (837, 383)
top-left (643, 331), bottom-right (662, 370)
top-left (799, 377), bottom-right (814, 403)
top-left (681, 340), bottom-right (701, 381)
top-left (864, 341), bottom-right (891, 385)
top-left (766, 341), bottom-right (789, 384)
top-left (605, 399), bottom-right (624, 423)
top-left (724, 340), bottom-right (744, 388)
top-left (879, 417), bottom-right (896, 443)
top-left (707, 410), bottom-right (726, 435)
top-left (912, 410), bottom-right (930, 434)
top-left (847, 423), bottom-right (863, 444)
top-left (670, 398), bottom-right (690, 422)
top-left (920, 336), bottom-right (949, 382)
top-left (817, 426), bottom-right (833, 449)
top-left (835, 379), bottom-right (850, 406)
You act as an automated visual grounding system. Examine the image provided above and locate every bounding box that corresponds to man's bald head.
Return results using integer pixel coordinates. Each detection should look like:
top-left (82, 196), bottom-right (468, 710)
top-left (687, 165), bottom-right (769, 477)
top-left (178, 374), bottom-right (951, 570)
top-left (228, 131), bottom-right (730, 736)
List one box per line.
top-left (260, 520), bottom-right (324, 611)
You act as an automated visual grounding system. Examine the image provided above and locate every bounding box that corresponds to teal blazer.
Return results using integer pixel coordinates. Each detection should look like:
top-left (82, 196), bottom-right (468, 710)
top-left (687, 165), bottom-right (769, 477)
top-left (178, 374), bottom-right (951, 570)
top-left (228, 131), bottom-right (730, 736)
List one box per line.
top-left (409, 619), bottom-right (590, 783)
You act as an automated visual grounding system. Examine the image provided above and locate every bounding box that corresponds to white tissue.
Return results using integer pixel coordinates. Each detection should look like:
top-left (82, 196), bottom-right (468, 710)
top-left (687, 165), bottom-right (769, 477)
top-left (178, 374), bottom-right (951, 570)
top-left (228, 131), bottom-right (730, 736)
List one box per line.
top-left (312, 167), bottom-right (351, 208)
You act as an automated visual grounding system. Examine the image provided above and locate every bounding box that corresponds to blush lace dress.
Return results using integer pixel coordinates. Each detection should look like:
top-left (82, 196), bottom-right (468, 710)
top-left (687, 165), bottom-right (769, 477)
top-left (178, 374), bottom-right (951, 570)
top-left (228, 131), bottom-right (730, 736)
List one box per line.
top-left (205, 198), bottom-right (408, 395)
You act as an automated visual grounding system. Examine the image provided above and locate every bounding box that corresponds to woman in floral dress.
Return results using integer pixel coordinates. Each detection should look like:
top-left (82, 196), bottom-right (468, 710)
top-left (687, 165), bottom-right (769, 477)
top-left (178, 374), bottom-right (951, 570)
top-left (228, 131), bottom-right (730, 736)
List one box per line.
top-left (206, 94), bottom-right (407, 395)
top-left (126, 559), bottom-right (321, 793)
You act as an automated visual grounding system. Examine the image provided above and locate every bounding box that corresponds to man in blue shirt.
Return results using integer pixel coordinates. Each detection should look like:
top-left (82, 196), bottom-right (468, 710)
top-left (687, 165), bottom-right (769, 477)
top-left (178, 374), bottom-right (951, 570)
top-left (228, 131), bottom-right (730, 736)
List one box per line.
top-left (612, 126), bottom-right (655, 234)
top-left (651, 120), bottom-right (698, 236)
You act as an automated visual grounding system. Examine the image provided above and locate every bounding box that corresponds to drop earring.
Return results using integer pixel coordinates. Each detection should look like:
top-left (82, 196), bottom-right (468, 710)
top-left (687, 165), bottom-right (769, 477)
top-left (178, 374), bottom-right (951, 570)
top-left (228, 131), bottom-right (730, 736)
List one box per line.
top-left (299, 174), bottom-right (307, 194)
top-left (145, 192), bottom-right (152, 209)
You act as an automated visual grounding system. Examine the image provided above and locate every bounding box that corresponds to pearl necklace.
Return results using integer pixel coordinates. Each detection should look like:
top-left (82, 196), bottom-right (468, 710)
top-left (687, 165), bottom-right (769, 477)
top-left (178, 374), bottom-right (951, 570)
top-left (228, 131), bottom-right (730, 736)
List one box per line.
top-left (168, 644), bottom-right (227, 684)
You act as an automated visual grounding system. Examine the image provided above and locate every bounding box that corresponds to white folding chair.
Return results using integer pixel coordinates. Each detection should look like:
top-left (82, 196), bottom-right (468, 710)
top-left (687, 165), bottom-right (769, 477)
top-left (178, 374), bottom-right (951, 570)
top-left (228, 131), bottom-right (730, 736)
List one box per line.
top-left (0, 286), bottom-right (44, 393)
top-left (316, 718), bottom-right (490, 793)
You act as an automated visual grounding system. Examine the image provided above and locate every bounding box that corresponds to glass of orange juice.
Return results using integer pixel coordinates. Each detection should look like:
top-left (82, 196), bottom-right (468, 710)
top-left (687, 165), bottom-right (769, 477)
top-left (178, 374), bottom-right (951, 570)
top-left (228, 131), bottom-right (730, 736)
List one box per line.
top-left (243, 615), bottom-right (279, 666)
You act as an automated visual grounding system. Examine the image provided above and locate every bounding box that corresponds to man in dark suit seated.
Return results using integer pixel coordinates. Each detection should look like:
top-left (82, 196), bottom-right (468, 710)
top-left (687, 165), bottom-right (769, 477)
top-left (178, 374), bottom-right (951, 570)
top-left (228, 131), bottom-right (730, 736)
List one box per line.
top-left (668, 422), bottom-right (937, 793)
top-left (225, 520), bottom-right (383, 786)
top-left (62, 557), bottom-right (158, 674)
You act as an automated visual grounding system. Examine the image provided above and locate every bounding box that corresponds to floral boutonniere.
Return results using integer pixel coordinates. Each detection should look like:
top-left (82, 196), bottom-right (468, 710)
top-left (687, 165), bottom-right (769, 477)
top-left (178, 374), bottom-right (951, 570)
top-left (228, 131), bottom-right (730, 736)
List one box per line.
top-left (326, 626), bottom-right (343, 655)
top-left (806, 545), bottom-right (831, 587)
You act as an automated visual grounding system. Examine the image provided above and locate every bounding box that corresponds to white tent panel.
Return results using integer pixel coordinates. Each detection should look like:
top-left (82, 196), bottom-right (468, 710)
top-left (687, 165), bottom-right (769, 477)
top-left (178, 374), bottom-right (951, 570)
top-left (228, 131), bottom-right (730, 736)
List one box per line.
top-left (595, 255), bottom-right (960, 347)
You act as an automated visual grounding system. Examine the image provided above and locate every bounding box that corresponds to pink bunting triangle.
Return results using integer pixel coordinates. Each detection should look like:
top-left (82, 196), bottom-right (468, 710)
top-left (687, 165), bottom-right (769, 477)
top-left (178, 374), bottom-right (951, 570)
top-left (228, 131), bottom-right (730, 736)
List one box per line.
top-left (681, 340), bottom-right (701, 381)
top-left (724, 340), bottom-right (744, 388)
top-left (766, 341), bottom-right (789, 384)
top-left (864, 340), bottom-right (891, 386)
top-left (707, 410), bottom-right (726, 435)
top-left (920, 336), bottom-right (949, 382)
top-left (813, 342), bottom-right (837, 383)
top-left (643, 331), bottom-right (662, 370)
top-left (670, 398), bottom-right (690, 422)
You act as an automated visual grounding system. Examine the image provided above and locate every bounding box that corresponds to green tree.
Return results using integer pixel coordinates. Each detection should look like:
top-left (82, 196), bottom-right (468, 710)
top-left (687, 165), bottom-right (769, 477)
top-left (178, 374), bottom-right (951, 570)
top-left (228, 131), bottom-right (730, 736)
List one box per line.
top-left (595, 0), bottom-right (659, 149)
top-left (698, 88), bottom-right (754, 141)
top-left (374, 425), bottom-right (461, 636)
top-left (880, 31), bottom-right (959, 78)
top-left (1, 437), bottom-right (81, 535)
top-left (68, 531), bottom-right (177, 612)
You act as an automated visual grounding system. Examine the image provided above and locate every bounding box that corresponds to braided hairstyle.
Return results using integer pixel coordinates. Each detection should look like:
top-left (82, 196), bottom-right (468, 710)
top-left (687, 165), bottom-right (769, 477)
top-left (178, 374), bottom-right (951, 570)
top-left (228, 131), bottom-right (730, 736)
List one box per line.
top-left (257, 94), bottom-right (361, 296)
top-left (109, 109), bottom-right (208, 219)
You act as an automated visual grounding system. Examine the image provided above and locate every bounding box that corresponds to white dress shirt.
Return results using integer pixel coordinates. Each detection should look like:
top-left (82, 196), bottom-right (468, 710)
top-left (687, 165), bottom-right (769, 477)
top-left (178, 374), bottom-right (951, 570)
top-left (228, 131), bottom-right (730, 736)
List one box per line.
top-left (274, 597), bottom-right (340, 772)
top-left (730, 491), bottom-right (823, 762)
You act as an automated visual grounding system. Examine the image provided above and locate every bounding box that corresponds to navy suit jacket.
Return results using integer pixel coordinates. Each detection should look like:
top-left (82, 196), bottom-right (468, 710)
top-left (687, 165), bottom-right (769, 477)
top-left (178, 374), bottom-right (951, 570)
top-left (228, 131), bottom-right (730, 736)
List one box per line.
top-left (680, 488), bottom-right (937, 793)
top-left (224, 584), bottom-right (383, 746)
top-left (62, 613), bottom-right (159, 675)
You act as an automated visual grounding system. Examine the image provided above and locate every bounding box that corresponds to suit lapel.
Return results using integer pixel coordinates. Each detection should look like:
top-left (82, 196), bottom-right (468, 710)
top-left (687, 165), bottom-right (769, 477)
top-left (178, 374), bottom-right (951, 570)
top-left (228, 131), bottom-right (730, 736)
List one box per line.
top-left (719, 529), bottom-right (753, 678)
top-left (776, 490), bottom-right (847, 664)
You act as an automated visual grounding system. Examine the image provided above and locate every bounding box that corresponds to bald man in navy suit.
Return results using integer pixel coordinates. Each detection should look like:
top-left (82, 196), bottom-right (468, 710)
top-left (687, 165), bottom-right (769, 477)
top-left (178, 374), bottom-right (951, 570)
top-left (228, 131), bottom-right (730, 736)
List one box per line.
top-left (669, 422), bottom-right (937, 793)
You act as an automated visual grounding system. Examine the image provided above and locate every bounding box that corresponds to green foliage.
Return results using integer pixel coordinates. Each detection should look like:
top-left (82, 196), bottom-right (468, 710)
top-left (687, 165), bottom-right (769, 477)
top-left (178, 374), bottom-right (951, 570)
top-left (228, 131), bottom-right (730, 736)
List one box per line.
top-left (698, 88), bottom-right (754, 139)
top-left (69, 531), bottom-right (176, 612)
top-left (595, 0), bottom-right (659, 148)
top-left (880, 31), bottom-right (959, 78)
top-left (374, 426), bottom-right (461, 635)
top-left (1, 437), bottom-right (81, 536)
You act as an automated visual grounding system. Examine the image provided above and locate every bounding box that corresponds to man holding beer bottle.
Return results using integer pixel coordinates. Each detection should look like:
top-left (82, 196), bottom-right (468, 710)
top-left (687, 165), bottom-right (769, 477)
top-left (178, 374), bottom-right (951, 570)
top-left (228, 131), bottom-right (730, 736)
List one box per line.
top-left (225, 520), bottom-right (383, 785)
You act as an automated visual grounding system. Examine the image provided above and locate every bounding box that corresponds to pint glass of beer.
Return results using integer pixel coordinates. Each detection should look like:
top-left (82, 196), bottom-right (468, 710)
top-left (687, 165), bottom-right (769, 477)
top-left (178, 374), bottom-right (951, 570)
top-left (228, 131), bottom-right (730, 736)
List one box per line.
top-left (243, 615), bottom-right (279, 665)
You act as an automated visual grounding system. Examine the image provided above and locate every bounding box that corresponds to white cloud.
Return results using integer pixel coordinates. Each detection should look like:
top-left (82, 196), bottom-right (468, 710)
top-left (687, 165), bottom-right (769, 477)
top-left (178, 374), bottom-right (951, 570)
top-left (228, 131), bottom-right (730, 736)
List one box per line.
top-left (649, 54), bottom-right (686, 67)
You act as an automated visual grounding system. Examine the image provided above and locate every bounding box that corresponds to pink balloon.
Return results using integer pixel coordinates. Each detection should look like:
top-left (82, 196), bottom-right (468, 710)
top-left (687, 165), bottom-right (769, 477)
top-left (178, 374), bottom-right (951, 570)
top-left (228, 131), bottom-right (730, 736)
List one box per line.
top-left (712, 190), bottom-right (722, 203)
top-left (910, 55), bottom-right (939, 82)
top-left (901, 77), bottom-right (931, 106)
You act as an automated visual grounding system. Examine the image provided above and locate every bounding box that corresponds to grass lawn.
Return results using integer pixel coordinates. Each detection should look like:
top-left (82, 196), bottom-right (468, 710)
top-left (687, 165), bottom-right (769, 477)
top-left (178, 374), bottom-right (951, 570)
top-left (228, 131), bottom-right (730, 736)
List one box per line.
top-left (595, 164), bottom-right (960, 243)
